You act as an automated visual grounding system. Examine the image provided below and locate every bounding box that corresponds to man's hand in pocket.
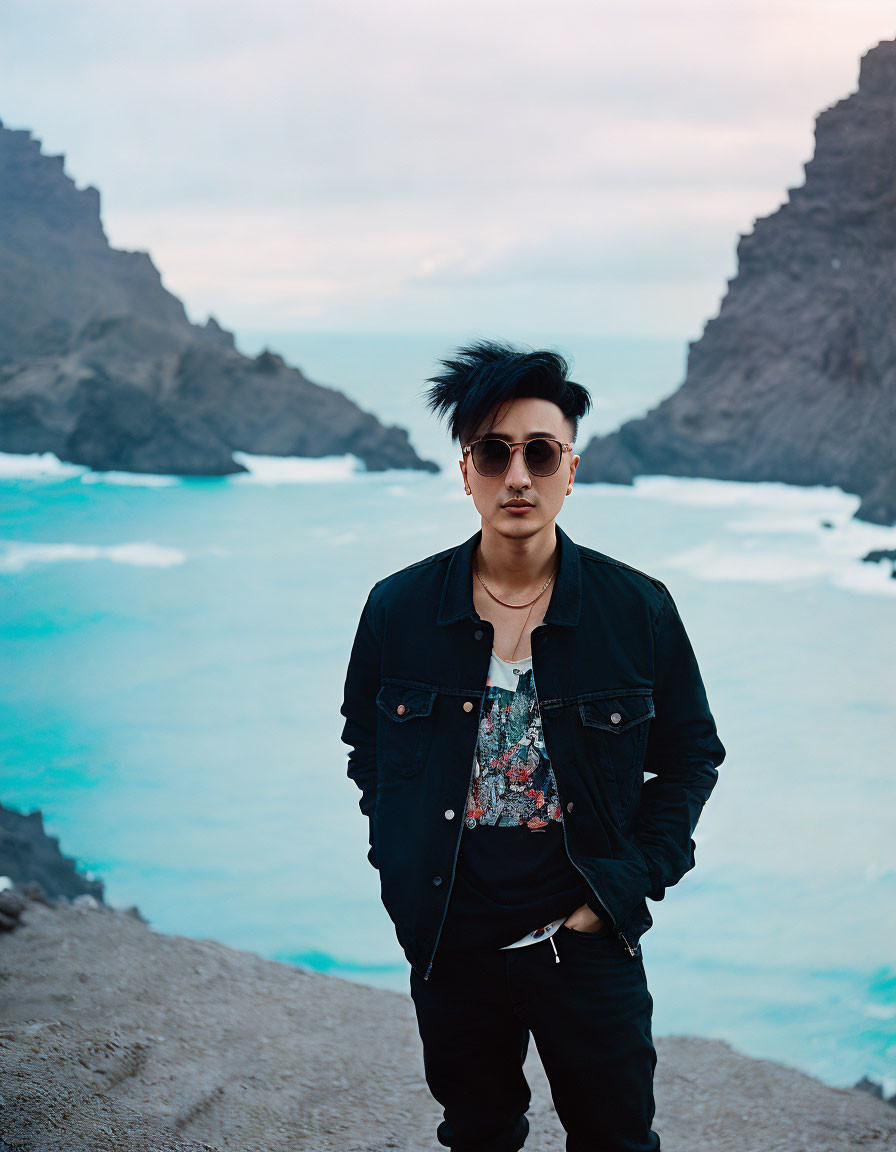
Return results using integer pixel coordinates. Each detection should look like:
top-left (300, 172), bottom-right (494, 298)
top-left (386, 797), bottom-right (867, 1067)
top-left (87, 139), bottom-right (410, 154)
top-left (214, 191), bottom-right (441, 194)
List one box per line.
top-left (564, 903), bottom-right (606, 933)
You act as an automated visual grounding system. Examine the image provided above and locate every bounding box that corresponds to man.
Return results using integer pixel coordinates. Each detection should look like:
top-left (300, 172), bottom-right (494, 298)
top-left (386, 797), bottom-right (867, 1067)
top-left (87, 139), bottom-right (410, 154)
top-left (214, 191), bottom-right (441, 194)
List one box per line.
top-left (340, 341), bottom-right (725, 1152)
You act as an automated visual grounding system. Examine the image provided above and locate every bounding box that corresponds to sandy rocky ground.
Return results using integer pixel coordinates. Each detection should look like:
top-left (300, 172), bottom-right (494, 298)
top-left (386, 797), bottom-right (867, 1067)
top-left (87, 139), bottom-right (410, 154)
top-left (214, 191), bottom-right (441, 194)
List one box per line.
top-left (0, 895), bottom-right (893, 1152)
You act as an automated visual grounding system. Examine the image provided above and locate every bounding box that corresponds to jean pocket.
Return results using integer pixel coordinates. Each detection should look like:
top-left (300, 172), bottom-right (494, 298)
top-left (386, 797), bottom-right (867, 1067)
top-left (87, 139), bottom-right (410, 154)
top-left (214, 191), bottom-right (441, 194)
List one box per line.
top-left (562, 922), bottom-right (614, 940)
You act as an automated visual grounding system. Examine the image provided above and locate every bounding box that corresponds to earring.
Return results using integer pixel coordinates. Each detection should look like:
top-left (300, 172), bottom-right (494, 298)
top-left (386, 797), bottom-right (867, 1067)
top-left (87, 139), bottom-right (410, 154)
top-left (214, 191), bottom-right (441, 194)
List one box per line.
top-left (566, 486), bottom-right (572, 494)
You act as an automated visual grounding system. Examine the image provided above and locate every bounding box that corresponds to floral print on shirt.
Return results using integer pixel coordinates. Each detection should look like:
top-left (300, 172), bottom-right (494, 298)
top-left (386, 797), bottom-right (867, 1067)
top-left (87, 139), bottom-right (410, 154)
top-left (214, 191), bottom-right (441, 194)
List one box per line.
top-left (464, 654), bottom-right (564, 830)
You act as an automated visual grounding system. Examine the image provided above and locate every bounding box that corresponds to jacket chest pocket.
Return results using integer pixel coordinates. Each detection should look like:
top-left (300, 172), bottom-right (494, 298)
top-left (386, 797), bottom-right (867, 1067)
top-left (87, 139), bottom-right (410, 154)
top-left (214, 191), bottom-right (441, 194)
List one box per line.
top-left (578, 691), bottom-right (654, 825)
top-left (376, 680), bottom-right (438, 781)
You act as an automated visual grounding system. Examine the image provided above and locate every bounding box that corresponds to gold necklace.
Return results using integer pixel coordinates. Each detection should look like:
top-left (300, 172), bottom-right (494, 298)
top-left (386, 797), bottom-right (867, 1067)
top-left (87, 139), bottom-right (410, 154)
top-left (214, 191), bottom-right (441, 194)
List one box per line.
top-left (494, 597), bottom-right (538, 663)
top-left (474, 563), bottom-right (555, 608)
top-left (474, 553), bottom-right (557, 662)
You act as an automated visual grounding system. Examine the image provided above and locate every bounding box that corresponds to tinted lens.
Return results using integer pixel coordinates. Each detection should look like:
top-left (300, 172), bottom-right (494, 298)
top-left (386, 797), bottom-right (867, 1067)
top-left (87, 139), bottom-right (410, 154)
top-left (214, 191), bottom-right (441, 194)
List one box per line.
top-left (524, 438), bottom-right (561, 475)
top-left (471, 439), bottom-right (511, 475)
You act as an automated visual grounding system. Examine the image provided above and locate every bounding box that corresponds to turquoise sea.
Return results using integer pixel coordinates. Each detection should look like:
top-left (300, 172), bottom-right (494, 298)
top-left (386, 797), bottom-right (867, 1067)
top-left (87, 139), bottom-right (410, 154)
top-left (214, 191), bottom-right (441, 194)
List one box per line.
top-left (1, 332), bottom-right (894, 1096)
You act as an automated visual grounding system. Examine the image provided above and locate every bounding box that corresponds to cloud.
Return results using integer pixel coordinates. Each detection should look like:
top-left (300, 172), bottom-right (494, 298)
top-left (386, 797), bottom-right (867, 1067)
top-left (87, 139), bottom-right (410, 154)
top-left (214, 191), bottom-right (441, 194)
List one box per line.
top-left (1, 0), bottom-right (893, 334)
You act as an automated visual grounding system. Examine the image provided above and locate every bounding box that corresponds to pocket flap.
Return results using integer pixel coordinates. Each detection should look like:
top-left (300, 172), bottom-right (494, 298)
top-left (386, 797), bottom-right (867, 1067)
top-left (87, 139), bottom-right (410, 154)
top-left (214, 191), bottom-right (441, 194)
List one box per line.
top-left (579, 693), bottom-right (654, 733)
top-left (376, 681), bottom-right (438, 722)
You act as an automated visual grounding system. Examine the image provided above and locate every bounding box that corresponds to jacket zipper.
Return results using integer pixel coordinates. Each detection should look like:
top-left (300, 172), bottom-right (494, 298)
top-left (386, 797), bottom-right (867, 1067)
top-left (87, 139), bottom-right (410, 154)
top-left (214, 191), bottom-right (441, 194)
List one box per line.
top-left (423, 628), bottom-right (639, 973)
top-left (532, 622), bottom-right (638, 961)
top-left (555, 800), bottom-right (635, 956)
top-left (424, 690), bottom-right (487, 980)
top-left (618, 932), bottom-right (637, 957)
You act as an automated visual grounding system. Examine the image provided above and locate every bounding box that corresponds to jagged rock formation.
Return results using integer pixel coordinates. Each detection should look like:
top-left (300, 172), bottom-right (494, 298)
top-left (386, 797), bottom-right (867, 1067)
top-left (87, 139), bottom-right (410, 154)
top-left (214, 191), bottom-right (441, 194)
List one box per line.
top-left (0, 120), bottom-right (439, 476)
top-left (0, 801), bottom-right (104, 902)
top-left (577, 39), bottom-right (896, 525)
top-left (863, 548), bottom-right (896, 576)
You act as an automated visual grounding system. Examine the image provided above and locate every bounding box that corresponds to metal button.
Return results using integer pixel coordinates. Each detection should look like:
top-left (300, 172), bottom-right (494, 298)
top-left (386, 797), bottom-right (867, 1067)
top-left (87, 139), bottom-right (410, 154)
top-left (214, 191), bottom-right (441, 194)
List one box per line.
top-left (610, 712), bottom-right (622, 725)
top-left (432, 875), bottom-right (443, 886)
top-left (566, 801), bottom-right (574, 813)
top-left (474, 629), bottom-right (483, 640)
top-left (396, 704), bottom-right (406, 716)
top-left (444, 809), bottom-right (455, 820)
top-left (463, 701), bottom-right (473, 712)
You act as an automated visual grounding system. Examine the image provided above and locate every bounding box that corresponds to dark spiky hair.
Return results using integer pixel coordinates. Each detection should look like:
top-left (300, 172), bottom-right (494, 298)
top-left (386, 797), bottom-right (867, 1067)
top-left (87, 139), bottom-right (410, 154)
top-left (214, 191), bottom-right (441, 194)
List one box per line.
top-left (423, 339), bottom-right (591, 446)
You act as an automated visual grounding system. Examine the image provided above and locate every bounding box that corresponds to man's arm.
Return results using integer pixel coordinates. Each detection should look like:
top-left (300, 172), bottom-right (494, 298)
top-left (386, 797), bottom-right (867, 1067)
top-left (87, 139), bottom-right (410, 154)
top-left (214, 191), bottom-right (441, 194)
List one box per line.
top-left (340, 588), bottom-right (382, 869)
top-left (631, 588), bottom-right (726, 903)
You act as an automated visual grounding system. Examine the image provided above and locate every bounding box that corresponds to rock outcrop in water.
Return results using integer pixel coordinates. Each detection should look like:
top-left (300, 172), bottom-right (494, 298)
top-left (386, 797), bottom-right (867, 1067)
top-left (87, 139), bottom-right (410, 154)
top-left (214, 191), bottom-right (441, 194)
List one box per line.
top-left (577, 39), bottom-right (896, 526)
top-left (0, 801), bottom-right (104, 904)
top-left (0, 119), bottom-right (439, 476)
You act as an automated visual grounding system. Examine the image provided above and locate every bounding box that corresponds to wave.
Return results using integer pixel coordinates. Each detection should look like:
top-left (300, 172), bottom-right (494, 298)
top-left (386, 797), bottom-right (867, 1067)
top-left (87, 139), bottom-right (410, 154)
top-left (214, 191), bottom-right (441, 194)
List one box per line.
top-left (664, 541), bottom-right (896, 597)
top-left (0, 449), bottom-right (366, 486)
top-left (0, 540), bottom-right (186, 573)
top-left (81, 471), bottom-right (178, 487)
top-left (641, 478), bottom-right (896, 597)
top-left (631, 475), bottom-right (862, 513)
top-left (231, 452), bottom-right (364, 482)
top-left (0, 451), bottom-right (85, 480)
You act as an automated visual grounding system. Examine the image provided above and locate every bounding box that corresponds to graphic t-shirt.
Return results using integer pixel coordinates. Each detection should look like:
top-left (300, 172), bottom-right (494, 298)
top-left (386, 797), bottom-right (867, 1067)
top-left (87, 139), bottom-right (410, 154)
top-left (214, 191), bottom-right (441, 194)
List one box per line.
top-left (437, 649), bottom-right (591, 951)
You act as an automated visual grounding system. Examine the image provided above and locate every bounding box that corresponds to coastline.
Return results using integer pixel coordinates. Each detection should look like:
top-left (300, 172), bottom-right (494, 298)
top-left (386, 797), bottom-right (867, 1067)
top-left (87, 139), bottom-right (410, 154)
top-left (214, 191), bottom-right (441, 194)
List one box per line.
top-left (1, 896), bottom-right (894, 1151)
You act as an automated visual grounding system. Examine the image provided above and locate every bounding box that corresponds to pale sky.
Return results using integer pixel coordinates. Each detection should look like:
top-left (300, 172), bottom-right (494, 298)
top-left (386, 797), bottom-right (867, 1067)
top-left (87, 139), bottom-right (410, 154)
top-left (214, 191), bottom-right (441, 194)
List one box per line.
top-left (2, 1), bottom-right (894, 340)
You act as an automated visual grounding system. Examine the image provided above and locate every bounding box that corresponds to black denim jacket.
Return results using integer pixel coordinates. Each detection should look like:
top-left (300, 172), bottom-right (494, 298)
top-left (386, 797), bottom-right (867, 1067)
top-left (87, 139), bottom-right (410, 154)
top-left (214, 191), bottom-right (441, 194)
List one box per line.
top-left (340, 523), bottom-right (725, 979)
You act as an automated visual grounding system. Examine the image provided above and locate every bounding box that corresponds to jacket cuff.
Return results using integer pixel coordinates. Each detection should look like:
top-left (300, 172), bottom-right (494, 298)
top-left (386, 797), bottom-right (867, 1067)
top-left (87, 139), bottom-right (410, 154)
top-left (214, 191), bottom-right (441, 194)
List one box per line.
top-left (585, 895), bottom-right (612, 925)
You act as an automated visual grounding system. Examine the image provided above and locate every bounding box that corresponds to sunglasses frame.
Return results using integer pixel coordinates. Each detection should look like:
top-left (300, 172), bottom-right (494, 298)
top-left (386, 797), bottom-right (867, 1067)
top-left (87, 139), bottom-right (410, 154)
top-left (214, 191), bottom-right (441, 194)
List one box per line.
top-left (462, 436), bottom-right (575, 477)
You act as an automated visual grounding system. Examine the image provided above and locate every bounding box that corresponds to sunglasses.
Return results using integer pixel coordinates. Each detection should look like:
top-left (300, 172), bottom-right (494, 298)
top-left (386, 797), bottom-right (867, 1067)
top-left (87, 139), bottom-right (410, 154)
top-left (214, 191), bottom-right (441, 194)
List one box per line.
top-left (462, 436), bottom-right (574, 477)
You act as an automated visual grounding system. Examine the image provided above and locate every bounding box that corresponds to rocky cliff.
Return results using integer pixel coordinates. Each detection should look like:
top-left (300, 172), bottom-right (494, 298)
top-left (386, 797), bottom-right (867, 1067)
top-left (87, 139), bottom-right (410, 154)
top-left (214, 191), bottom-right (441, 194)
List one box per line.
top-left (2, 897), bottom-right (895, 1150)
top-left (0, 802), bottom-right (104, 904)
top-left (0, 120), bottom-right (438, 476)
top-left (577, 39), bottom-right (896, 525)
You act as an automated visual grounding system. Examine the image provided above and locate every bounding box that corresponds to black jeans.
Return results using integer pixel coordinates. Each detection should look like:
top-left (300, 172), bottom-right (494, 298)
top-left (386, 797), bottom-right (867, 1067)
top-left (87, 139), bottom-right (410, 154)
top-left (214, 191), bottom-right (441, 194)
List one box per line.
top-left (409, 926), bottom-right (660, 1152)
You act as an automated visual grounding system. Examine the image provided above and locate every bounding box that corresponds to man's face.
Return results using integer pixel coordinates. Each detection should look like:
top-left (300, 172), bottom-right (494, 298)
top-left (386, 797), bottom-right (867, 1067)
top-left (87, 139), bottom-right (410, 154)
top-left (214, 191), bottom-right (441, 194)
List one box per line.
top-left (458, 395), bottom-right (579, 542)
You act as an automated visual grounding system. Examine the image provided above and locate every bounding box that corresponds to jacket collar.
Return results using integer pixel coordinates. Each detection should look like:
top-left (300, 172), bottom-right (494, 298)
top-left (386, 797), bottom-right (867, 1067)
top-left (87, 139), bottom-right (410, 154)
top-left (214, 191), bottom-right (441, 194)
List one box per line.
top-left (437, 521), bottom-right (581, 627)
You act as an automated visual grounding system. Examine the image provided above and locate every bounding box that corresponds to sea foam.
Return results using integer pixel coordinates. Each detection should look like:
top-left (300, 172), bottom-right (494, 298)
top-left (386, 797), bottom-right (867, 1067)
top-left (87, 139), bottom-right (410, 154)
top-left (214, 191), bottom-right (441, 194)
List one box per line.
top-left (0, 451), bottom-right (84, 479)
top-left (81, 471), bottom-right (179, 487)
top-left (0, 540), bottom-right (186, 573)
top-left (631, 475), bottom-right (862, 513)
top-left (231, 452), bottom-right (363, 482)
top-left (641, 477), bottom-right (896, 596)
